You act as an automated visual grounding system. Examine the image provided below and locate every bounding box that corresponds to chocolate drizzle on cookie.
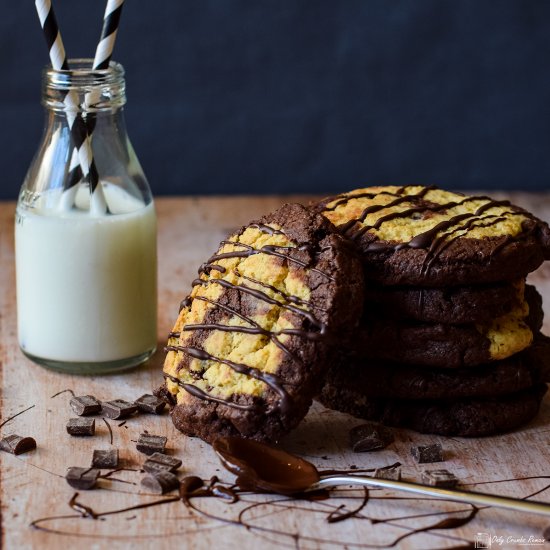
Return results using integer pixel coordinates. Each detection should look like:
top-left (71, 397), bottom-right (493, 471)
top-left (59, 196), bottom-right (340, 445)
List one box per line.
top-left (320, 186), bottom-right (541, 277)
top-left (165, 218), bottom-right (335, 417)
top-left (207, 240), bottom-right (335, 282)
top-left (164, 343), bottom-right (291, 413)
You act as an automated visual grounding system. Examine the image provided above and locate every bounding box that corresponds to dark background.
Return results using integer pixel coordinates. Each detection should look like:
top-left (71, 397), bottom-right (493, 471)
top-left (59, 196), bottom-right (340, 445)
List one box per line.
top-left (2, 0), bottom-right (550, 200)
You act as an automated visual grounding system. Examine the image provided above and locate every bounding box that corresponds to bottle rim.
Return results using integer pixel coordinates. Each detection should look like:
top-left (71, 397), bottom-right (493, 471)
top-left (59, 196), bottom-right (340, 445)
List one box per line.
top-left (42, 58), bottom-right (126, 112)
top-left (43, 58), bottom-right (125, 89)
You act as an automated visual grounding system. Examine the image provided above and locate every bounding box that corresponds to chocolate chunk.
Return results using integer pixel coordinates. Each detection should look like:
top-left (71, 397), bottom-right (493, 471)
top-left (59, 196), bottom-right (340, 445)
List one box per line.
top-left (374, 466), bottom-right (401, 481)
top-left (141, 471), bottom-right (179, 494)
top-left (70, 395), bottom-right (102, 416)
top-left (66, 467), bottom-right (100, 490)
top-left (102, 400), bottom-right (138, 420)
top-left (421, 469), bottom-right (458, 488)
top-left (67, 417), bottom-right (95, 436)
top-left (0, 435), bottom-right (37, 455)
top-left (135, 394), bottom-right (166, 414)
top-left (92, 449), bottom-right (119, 469)
top-left (143, 452), bottom-right (182, 474)
top-left (349, 422), bottom-right (394, 452)
top-left (411, 443), bottom-right (443, 463)
top-left (136, 434), bottom-right (167, 456)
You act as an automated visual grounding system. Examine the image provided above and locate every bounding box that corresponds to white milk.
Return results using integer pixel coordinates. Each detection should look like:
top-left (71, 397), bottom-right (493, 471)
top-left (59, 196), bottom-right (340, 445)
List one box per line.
top-left (15, 185), bottom-right (157, 364)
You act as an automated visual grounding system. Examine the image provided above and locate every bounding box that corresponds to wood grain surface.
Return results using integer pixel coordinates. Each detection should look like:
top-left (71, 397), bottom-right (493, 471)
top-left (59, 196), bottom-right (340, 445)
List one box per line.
top-left (2, 194), bottom-right (550, 550)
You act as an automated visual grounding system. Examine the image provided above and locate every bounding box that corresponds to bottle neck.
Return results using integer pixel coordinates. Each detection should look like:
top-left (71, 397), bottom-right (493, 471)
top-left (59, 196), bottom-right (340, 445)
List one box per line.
top-left (42, 58), bottom-right (126, 115)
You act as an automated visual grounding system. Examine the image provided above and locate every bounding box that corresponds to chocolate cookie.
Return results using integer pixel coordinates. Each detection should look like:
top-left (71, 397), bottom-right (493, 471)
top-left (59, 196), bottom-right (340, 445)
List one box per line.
top-left (354, 284), bottom-right (543, 368)
top-left (321, 333), bottom-right (550, 401)
top-left (318, 383), bottom-right (547, 437)
top-left (314, 186), bottom-right (550, 286)
top-left (160, 203), bottom-right (364, 443)
top-left (363, 280), bottom-right (523, 324)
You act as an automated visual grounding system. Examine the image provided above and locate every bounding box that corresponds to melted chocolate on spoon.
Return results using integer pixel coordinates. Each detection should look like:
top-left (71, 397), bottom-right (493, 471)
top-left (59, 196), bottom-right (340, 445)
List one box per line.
top-left (212, 436), bottom-right (319, 495)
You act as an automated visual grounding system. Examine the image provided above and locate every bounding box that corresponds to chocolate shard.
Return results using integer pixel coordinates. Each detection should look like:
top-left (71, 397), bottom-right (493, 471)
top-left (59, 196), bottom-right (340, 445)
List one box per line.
top-left (136, 434), bottom-right (167, 456)
top-left (102, 400), bottom-right (138, 420)
top-left (141, 471), bottom-right (179, 494)
top-left (0, 435), bottom-right (37, 455)
top-left (66, 467), bottom-right (100, 490)
top-left (70, 395), bottom-right (102, 416)
top-left (349, 422), bottom-right (394, 452)
top-left (411, 443), bottom-right (443, 464)
top-left (67, 417), bottom-right (95, 436)
top-left (374, 466), bottom-right (401, 481)
top-left (92, 449), bottom-right (119, 469)
top-left (135, 394), bottom-right (166, 415)
top-left (421, 469), bottom-right (459, 488)
top-left (143, 452), bottom-right (182, 474)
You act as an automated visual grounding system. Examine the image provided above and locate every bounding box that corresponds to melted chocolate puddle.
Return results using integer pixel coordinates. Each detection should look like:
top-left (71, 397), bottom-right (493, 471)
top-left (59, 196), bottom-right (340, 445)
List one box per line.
top-left (213, 436), bottom-right (320, 495)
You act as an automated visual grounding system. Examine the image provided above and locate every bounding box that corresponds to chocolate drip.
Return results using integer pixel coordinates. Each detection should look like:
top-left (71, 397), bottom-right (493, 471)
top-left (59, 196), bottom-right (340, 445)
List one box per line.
top-left (340, 186), bottom-right (435, 235)
top-left (191, 277), bottom-right (326, 333)
top-left (238, 271), bottom-right (317, 308)
top-left (191, 294), bottom-right (297, 360)
top-left (247, 223), bottom-right (285, 236)
top-left (321, 185), bottom-right (426, 212)
top-left (179, 297), bottom-right (193, 312)
top-left (183, 321), bottom-right (323, 342)
top-left (164, 371), bottom-right (258, 411)
top-left (69, 493), bottom-right (97, 519)
top-left (356, 193), bottom-right (533, 264)
top-left (420, 213), bottom-right (513, 273)
top-left (198, 262), bottom-right (227, 276)
top-left (207, 240), bottom-right (334, 281)
top-left (165, 345), bottom-right (291, 414)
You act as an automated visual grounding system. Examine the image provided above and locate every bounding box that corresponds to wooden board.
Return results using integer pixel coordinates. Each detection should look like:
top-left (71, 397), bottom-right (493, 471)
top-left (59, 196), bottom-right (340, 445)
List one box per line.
top-left (2, 194), bottom-right (550, 550)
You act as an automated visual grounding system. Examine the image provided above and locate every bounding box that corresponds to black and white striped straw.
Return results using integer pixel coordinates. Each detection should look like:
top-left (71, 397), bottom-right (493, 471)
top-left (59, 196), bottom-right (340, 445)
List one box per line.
top-left (35, 0), bottom-right (104, 212)
top-left (94, 0), bottom-right (125, 70)
top-left (81, 0), bottom-right (126, 137)
top-left (34, 0), bottom-right (67, 71)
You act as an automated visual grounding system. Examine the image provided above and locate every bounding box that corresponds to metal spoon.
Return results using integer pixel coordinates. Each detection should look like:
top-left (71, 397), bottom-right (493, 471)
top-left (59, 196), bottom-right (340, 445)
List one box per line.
top-left (213, 436), bottom-right (550, 516)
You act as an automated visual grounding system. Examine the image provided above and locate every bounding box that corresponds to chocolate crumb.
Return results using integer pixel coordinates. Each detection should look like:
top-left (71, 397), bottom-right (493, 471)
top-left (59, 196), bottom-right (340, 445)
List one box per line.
top-left (92, 449), bottom-right (119, 469)
top-left (141, 471), bottom-right (179, 494)
top-left (70, 395), bottom-right (102, 416)
top-left (0, 435), bottom-right (36, 455)
top-left (143, 452), bottom-right (182, 474)
top-left (67, 418), bottom-right (95, 436)
top-left (135, 394), bottom-right (166, 415)
top-left (102, 400), bottom-right (138, 420)
top-left (66, 467), bottom-right (100, 490)
top-left (350, 422), bottom-right (394, 452)
top-left (136, 434), bottom-right (167, 456)
top-left (421, 469), bottom-right (458, 488)
top-left (411, 443), bottom-right (443, 463)
top-left (374, 466), bottom-right (401, 481)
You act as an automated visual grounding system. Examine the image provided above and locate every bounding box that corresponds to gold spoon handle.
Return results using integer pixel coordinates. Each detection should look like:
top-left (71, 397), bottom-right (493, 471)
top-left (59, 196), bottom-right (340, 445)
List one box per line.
top-left (313, 475), bottom-right (550, 516)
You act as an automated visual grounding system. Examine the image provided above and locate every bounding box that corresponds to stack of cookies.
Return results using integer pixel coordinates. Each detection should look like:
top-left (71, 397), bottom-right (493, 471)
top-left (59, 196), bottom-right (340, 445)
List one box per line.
top-left (315, 186), bottom-right (550, 437)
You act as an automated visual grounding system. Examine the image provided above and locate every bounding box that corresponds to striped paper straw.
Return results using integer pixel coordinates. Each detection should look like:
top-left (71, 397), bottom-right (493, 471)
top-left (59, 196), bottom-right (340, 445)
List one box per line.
top-left (35, 0), bottom-right (105, 213)
top-left (94, 0), bottom-right (125, 70)
top-left (82, 0), bottom-right (126, 136)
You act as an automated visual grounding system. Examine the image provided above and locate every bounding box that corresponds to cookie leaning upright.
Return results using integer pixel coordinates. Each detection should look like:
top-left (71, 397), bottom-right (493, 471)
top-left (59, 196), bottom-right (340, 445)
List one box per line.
top-left (314, 185), bottom-right (550, 286)
top-left (161, 203), bottom-right (364, 443)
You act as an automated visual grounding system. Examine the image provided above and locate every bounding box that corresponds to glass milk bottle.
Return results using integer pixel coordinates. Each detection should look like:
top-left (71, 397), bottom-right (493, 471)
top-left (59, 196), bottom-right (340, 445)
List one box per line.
top-left (15, 59), bottom-right (157, 374)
